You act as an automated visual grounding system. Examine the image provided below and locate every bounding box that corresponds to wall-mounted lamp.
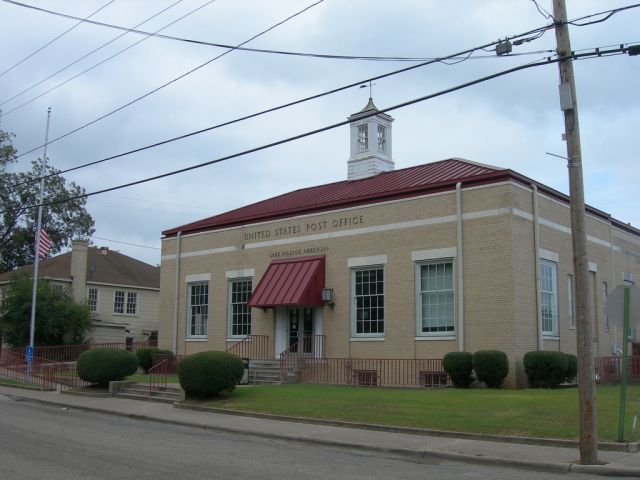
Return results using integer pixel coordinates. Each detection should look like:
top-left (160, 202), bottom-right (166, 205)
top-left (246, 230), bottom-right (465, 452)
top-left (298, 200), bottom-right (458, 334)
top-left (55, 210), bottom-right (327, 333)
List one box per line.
top-left (322, 288), bottom-right (334, 309)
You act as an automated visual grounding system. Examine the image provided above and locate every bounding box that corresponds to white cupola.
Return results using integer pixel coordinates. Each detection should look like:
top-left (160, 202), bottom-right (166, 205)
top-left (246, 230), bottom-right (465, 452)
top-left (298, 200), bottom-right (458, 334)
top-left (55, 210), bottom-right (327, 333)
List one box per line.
top-left (347, 97), bottom-right (394, 180)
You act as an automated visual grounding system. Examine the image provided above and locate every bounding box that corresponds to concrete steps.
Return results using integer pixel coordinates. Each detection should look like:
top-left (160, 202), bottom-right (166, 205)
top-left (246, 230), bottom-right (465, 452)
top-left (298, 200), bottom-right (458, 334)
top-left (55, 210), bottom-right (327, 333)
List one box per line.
top-left (113, 382), bottom-right (184, 403)
top-left (248, 359), bottom-right (297, 385)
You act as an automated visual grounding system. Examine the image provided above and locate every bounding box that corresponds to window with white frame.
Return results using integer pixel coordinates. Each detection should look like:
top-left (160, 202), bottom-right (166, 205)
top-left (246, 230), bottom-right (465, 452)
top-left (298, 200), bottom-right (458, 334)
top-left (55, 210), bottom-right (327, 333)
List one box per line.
top-left (228, 278), bottom-right (252, 337)
top-left (351, 267), bottom-right (384, 336)
top-left (51, 283), bottom-right (64, 295)
top-left (357, 124), bottom-right (368, 152)
top-left (416, 260), bottom-right (455, 335)
top-left (567, 275), bottom-right (575, 329)
top-left (114, 290), bottom-right (137, 315)
top-left (187, 281), bottom-right (208, 338)
top-left (539, 259), bottom-right (558, 336)
top-left (126, 292), bottom-right (137, 315)
top-left (377, 124), bottom-right (387, 153)
top-left (114, 290), bottom-right (125, 314)
top-left (87, 288), bottom-right (99, 313)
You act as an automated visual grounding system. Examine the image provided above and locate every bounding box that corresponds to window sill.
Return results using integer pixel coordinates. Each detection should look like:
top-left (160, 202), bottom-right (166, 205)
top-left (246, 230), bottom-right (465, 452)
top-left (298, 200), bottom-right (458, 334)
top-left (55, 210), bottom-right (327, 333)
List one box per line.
top-left (415, 336), bottom-right (456, 341)
top-left (186, 338), bottom-right (208, 342)
top-left (543, 335), bottom-right (560, 341)
top-left (113, 313), bottom-right (138, 317)
top-left (350, 337), bottom-right (384, 342)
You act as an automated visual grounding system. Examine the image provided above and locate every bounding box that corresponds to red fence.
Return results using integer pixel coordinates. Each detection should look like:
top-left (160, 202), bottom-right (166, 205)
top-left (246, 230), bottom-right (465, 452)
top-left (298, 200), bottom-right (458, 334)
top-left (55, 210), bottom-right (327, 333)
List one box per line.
top-left (0, 340), bottom-right (157, 390)
top-left (149, 353), bottom-right (186, 392)
top-left (594, 356), bottom-right (640, 384)
top-left (226, 335), bottom-right (272, 359)
top-left (280, 335), bottom-right (325, 380)
top-left (31, 339), bottom-right (157, 363)
top-left (0, 349), bottom-right (91, 391)
top-left (296, 358), bottom-right (450, 388)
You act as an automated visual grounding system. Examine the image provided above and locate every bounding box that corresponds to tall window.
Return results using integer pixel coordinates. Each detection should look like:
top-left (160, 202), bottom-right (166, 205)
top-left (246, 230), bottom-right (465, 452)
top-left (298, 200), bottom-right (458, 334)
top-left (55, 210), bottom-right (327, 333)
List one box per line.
top-left (187, 282), bottom-right (208, 338)
top-left (229, 278), bottom-right (252, 337)
top-left (114, 290), bottom-right (125, 314)
top-left (377, 124), bottom-right (387, 153)
top-left (126, 292), bottom-right (137, 315)
top-left (539, 260), bottom-right (558, 336)
top-left (88, 288), bottom-right (98, 313)
top-left (357, 124), bottom-right (368, 152)
top-left (351, 267), bottom-right (384, 336)
top-left (417, 260), bottom-right (454, 335)
top-left (567, 275), bottom-right (574, 329)
top-left (114, 290), bottom-right (137, 315)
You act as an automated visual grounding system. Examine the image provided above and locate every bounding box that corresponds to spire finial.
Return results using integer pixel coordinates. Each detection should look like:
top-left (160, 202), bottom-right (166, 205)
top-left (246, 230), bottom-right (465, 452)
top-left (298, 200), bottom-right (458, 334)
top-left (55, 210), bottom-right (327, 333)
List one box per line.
top-left (359, 81), bottom-right (375, 99)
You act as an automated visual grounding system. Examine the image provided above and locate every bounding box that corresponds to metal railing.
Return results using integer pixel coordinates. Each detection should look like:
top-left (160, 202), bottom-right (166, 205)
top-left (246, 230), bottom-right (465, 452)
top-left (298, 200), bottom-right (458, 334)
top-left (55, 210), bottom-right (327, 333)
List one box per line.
top-left (279, 335), bottom-right (325, 380)
top-left (149, 353), bottom-right (185, 392)
top-left (297, 358), bottom-right (450, 388)
top-left (594, 356), bottom-right (640, 384)
top-left (226, 335), bottom-right (272, 359)
top-left (0, 349), bottom-right (91, 390)
top-left (29, 339), bottom-right (157, 363)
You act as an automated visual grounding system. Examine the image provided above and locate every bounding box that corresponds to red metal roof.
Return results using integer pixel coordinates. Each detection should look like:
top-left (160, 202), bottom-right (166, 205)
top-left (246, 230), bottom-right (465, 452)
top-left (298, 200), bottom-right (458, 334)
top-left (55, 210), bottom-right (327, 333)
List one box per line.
top-left (163, 158), bottom-right (508, 236)
top-left (162, 157), bottom-right (640, 238)
top-left (247, 255), bottom-right (325, 308)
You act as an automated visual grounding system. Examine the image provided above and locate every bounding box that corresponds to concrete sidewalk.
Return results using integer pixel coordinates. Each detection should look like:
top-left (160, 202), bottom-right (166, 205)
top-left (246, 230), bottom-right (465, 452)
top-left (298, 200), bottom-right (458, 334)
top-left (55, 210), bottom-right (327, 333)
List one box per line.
top-left (1, 384), bottom-right (639, 477)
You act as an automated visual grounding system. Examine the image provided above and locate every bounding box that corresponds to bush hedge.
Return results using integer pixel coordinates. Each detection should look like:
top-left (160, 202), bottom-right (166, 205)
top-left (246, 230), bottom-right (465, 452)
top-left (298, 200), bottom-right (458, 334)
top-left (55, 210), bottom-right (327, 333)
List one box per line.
top-left (135, 347), bottom-right (174, 373)
top-left (473, 350), bottom-right (508, 388)
top-left (442, 351), bottom-right (474, 388)
top-left (524, 351), bottom-right (577, 388)
top-left (178, 351), bottom-right (244, 398)
top-left (77, 349), bottom-right (138, 386)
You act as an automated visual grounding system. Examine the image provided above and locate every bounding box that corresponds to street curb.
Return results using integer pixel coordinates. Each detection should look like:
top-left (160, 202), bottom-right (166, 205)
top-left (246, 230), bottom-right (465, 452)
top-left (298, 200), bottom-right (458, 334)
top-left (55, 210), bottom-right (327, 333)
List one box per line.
top-left (4, 389), bottom-right (640, 478)
top-left (175, 402), bottom-right (639, 453)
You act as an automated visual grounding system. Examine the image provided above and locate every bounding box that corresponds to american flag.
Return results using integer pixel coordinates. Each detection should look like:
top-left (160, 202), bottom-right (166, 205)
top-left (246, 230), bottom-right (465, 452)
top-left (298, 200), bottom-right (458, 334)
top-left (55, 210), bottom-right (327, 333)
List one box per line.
top-left (37, 229), bottom-right (52, 258)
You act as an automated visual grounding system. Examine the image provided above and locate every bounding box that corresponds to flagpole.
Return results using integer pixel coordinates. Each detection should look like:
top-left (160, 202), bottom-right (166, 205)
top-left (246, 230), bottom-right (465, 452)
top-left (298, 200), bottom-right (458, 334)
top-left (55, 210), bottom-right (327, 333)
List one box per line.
top-left (27, 107), bottom-right (52, 382)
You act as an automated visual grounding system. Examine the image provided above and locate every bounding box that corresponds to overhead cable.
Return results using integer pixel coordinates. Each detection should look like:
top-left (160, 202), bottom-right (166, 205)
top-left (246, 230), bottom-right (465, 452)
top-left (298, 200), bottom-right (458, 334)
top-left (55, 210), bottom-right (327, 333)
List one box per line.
top-left (9, 0), bottom-right (325, 160)
top-left (0, 0), bottom-right (116, 78)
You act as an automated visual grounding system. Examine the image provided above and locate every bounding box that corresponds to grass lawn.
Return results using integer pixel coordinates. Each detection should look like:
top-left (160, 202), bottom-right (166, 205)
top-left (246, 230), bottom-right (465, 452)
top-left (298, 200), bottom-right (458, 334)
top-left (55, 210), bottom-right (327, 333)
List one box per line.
top-left (0, 377), bottom-right (30, 387)
top-left (126, 374), bottom-right (179, 383)
top-left (201, 384), bottom-right (640, 442)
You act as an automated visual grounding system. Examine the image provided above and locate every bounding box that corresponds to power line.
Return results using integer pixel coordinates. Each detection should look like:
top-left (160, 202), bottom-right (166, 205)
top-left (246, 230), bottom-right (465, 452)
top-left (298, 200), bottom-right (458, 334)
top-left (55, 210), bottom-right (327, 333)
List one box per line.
top-left (10, 0), bottom-right (325, 160)
top-left (568, 2), bottom-right (640, 27)
top-left (0, 0), bottom-right (116, 78)
top-left (4, 47), bottom-right (628, 215)
top-left (1, 0), bottom-right (218, 117)
top-left (10, 22), bottom-right (555, 177)
top-left (4, 0), bottom-right (637, 61)
top-left (0, 0), bottom-right (187, 109)
top-left (91, 235), bottom-right (160, 250)
top-left (16, 51), bottom-right (625, 214)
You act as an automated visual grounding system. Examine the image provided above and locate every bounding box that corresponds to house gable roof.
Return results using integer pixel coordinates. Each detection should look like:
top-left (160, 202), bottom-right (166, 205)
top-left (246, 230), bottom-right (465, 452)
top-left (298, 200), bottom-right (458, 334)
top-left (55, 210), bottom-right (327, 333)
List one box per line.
top-left (0, 247), bottom-right (160, 288)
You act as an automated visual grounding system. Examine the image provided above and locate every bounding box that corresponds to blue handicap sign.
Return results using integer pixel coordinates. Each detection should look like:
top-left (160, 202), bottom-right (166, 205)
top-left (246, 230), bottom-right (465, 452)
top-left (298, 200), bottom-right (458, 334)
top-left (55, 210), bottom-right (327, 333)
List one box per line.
top-left (25, 346), bottom-right (33, 363)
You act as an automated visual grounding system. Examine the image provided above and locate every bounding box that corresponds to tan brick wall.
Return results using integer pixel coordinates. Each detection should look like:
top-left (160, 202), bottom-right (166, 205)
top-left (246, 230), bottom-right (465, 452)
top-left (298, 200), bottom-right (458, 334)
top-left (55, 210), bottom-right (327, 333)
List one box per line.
top-left (158, 181), bottom-right (640, 387)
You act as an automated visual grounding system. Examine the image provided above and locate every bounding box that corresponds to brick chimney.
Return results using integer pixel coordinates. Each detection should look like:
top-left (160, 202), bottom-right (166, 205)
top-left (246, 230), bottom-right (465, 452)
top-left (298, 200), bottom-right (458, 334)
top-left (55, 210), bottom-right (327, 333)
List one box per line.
top-left (70, 240), bottom-right (88, 303)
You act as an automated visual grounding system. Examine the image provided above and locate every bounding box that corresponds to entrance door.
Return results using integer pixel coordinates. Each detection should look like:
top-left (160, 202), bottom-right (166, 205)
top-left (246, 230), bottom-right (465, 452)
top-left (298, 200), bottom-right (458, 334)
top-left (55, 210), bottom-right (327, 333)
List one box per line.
top-left (288, 307), bottom-right (314, 354)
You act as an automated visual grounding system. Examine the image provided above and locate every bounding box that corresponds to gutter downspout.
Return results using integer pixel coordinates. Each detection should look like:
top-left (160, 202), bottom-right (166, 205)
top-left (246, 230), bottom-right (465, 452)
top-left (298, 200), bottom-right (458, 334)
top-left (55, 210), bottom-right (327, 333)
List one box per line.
top-left (172, 232), bottom-right (182, 354)
top-left (456, 182), bottom-right (465, 352)
top-left (532, 185), bottom-right (543, 351)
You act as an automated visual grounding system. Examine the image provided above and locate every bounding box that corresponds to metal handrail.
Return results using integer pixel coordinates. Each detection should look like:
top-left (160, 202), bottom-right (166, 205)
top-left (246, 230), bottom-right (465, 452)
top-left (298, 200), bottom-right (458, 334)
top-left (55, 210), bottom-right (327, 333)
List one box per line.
top-left (279, 334), bottom-right (325, 381)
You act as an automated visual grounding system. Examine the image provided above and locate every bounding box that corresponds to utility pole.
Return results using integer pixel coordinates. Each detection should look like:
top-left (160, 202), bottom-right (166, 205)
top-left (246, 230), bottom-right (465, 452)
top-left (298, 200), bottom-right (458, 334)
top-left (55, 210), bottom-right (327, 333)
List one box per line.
top-left (552, 0), bottom-right (598, 464)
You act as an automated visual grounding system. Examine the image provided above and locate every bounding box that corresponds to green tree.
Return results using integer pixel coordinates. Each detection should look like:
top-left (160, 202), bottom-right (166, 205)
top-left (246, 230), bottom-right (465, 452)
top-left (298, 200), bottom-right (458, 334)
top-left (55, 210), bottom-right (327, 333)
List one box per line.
top-left (0, 128), bottom-right (94, 271)
top-left (0, 272), bottom-right (91, 347)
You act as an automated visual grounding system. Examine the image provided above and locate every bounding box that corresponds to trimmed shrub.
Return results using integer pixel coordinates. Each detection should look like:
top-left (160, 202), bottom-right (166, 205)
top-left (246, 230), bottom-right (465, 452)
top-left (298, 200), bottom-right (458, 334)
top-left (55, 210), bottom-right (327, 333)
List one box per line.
top-left (135, 348), bottom-right (174, 373)
top-left (178, 351), bottom-right (244, 398)
top-left (77, 349), bottom-right (138, 386)
top-left (564, 353), bottom-right (577, 383)
top-left (524, 351), bottom-right (575, 388)
top-left (473, 350), bottom-right (508, 388)
top-left (442, 351), bottom-right (473, 388)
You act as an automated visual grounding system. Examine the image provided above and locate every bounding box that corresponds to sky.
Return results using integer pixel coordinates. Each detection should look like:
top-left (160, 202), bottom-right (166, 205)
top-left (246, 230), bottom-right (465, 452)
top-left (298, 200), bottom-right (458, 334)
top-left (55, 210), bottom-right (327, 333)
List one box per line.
top-left (0, 0), bottom-right (638, 267)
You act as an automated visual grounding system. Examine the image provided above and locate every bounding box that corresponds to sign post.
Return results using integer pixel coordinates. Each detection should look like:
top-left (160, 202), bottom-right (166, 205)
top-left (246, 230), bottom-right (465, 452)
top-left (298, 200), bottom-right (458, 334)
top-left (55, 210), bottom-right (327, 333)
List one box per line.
top-left (607, 285), bottom-right (640, 442)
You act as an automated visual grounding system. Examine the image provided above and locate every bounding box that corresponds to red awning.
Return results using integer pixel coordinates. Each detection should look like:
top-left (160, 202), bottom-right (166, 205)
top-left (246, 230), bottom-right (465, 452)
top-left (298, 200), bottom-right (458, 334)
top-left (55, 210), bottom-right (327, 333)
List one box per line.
top-left (247, 255), bottom-right (325, 308)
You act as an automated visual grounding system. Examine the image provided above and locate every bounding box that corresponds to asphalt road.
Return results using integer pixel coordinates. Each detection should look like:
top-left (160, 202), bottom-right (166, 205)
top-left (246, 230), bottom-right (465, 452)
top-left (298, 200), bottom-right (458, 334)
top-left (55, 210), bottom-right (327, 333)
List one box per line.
top-left (0, 394), bottom-right (611, 479)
